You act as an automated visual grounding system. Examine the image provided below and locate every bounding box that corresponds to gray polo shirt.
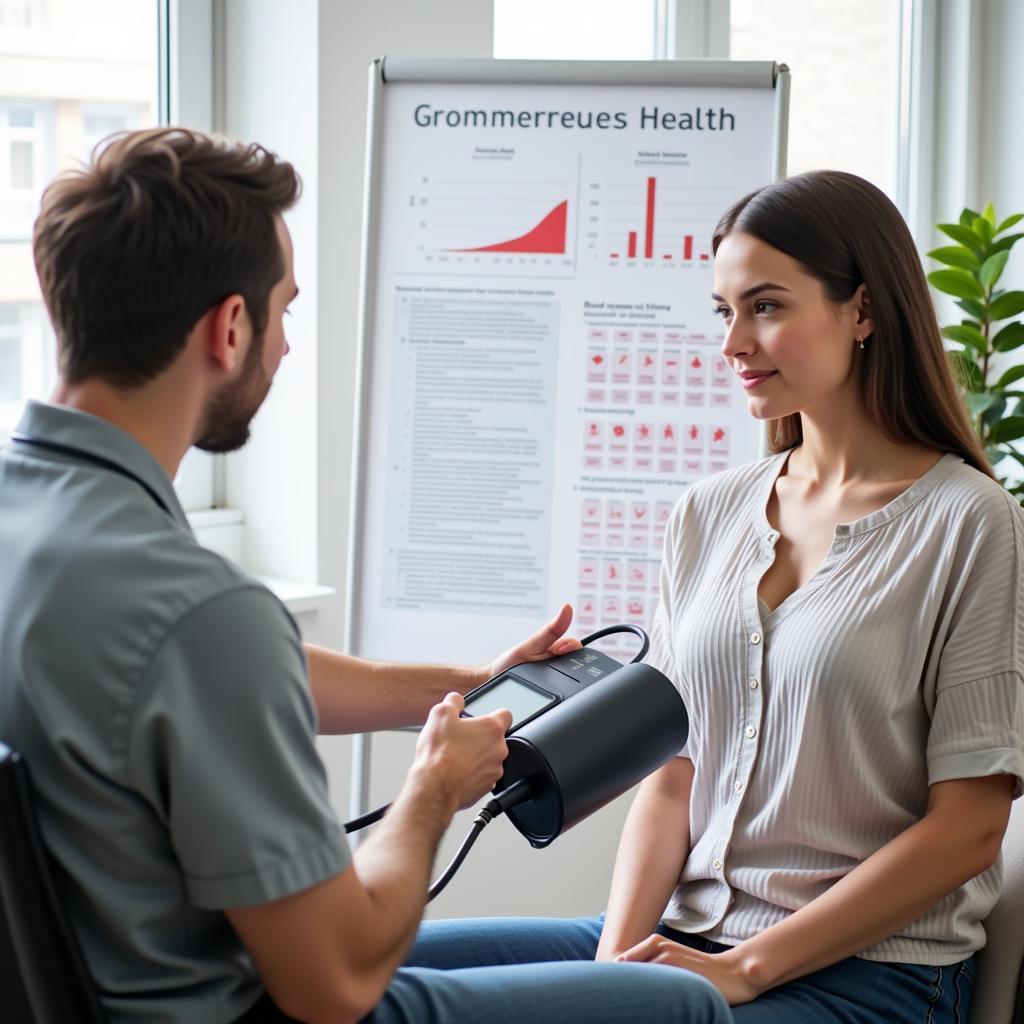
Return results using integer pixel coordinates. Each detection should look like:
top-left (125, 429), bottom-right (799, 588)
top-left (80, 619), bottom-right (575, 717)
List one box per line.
top-left (0, 401), bottom-right (350, 1023)
top-left (649, 450), bottom-right (1024, 965)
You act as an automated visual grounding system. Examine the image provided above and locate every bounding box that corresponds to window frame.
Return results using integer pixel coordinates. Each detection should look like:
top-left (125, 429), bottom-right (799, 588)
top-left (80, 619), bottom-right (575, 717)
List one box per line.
top-left (161, 0), bottom-right (221, 511)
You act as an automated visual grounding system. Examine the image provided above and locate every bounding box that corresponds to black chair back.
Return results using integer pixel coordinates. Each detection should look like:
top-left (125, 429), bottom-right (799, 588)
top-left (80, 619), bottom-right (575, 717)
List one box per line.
top-left (0, 741), bottom-right (106, 1023)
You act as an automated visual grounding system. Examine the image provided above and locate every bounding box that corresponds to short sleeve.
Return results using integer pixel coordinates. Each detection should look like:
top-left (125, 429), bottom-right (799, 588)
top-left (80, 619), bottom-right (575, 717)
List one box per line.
top-left (927, 494), bottom-right (1024, 798)
top-left (128, 586), bottom-right (351, 908)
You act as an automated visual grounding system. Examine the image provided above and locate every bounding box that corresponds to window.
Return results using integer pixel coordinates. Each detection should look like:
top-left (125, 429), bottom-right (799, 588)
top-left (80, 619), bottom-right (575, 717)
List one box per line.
top-left (80, 103), bottom-right (153, 161)
top-left (729, 0), bottom-right (902, 198)
top-left (6, 106), bottom-right (41, 196)
top-left (0, 0), bottom-right (41, 33)
top-left (0, 1), bottom-right (159, 433)
top-left (494, 0), bottom-right (658, 60)
top-left (0, 307), bottom-right (22, 401)
top-left (0, 302), bottom-right (51, 426)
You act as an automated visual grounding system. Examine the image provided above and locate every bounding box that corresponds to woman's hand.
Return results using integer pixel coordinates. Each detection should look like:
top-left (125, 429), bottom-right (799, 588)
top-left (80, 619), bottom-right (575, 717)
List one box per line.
top-left (615, 935), bottom-right (762, 1006)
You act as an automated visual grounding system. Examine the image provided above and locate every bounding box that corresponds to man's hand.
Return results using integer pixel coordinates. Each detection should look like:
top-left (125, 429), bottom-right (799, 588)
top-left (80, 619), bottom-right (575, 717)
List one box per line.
top-left (482, 603), bottom-right (582, 682)
top-left (413, 692), bottom-right (511, 810)
top-left (614, 935), bottom-right (762, 1006)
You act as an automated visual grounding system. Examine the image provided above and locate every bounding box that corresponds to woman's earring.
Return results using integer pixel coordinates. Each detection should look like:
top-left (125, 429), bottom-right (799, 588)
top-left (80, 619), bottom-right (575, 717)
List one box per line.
top-left (857, 337), bottom-right (865, 350)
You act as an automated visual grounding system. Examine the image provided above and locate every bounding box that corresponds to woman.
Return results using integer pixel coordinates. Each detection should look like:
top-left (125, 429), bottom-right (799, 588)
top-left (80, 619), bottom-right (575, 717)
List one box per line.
top-left (399, 171), bottom-right (1024, 1024)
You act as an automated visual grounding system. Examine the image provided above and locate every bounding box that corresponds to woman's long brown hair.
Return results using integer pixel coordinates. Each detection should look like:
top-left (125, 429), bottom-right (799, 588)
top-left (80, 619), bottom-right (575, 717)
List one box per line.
top-left (712, 170), bottom-right (994, 478)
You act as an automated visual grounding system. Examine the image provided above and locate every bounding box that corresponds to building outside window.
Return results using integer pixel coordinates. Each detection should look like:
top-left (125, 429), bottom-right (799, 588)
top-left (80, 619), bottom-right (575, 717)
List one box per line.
top-left (0, 0), bottom-right (43, 35)
top-left (0, 0), bottom-right (158, 435)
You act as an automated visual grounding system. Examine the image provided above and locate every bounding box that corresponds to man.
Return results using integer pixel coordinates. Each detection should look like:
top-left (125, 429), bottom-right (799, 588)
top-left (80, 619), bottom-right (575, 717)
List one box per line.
top-left (0, 128), bottom-right (730, 1024)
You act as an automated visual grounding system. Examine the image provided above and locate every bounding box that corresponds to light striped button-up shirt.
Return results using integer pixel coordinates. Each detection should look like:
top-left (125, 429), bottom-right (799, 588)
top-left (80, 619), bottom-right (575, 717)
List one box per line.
top-left (648, 450), bottom-right (1024, 964)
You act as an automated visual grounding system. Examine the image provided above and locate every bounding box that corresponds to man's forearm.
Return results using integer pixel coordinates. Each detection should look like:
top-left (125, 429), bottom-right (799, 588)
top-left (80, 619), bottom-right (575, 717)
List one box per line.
top-left (347, 765), bottom-right (458, 981)
top-left (305, 645), bottom-right (485, 733)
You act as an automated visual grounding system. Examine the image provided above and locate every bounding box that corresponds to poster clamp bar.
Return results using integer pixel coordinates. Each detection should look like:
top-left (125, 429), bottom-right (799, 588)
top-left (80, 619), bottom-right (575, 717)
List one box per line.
top-left (345, 58), bottom-right (387, 837)
top-left (381, 57), bottom-right (780, 90)
top-left (772, 64), bottom-right (791, 183)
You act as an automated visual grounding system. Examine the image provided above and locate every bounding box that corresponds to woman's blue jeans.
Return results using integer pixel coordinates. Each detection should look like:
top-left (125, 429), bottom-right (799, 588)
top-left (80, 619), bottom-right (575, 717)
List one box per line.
top-left (363, 915), bottom-right (975, 1024)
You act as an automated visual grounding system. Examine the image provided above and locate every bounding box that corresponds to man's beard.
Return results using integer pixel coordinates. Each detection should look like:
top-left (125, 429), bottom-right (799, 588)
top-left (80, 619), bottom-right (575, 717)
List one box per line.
top-left (194, 335), bottom-right (272, 453)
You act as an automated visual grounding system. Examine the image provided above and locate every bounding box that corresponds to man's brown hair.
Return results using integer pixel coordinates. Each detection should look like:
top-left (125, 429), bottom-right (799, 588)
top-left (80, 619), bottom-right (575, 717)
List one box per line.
top-left (32, 127), bottom-right (301, 387)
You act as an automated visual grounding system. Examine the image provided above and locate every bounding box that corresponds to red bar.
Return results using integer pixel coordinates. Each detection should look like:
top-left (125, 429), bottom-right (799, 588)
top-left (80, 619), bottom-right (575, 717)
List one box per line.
top-left (610, 252), bottom-right (620, 259)
top-left (644, 177), bottom-right (656, 259)
top-left (684, 235), bottom-right (693, 260)
top-left (627, 231), bottom-right (637, 259)
top-left (699, 253), bottom-right (710, 261)
top-left (662, 254), bottom-right (673, 260)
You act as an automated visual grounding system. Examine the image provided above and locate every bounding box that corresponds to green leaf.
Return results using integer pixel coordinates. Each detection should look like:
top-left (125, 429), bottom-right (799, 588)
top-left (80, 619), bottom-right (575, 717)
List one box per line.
top-left (986, 444), bottom-right (1007, 466)
top-left (991, 291), bottom-right (1024, 320)
top-left (938, 223), bottom-right (986, 253)
top-left (996, 213), bottom-right (1024, 234)
top-left (949, 350), bottom-right (983, 391)
top-left (980, 250), bottom-right (1010, 290)
top-left (983, 398), bottom-right (1009, 427)
top-left (966, 392), bottom-right (999, 416)
top-left (996, 364), bottom-right (1024, 389)
top-left (989, 416), bottom-right (1024, 444)
top-left (993, 322), bottom-right (1024, 352)
top-left (960, 207), bottom-right (982, 228)
top-left (982, 202), bottom-right (997, 226)
top-left (941, 324), bottom-right (987, 353)
top-left (927, 246), bottom-right (980, 271)
top-left (955, 297), bottom-right (988, 320)
top-left (990, 232), bottom-right (1024, 255)
top-left (928, 269), bottom-right (985, 300)
top-left (973, 216), bottom-right (994, 245)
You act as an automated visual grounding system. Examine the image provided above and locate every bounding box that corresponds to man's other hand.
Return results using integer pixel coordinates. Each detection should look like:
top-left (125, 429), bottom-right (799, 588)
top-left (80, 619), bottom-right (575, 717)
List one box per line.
top-left (414, 693), bottom-right (511, 810)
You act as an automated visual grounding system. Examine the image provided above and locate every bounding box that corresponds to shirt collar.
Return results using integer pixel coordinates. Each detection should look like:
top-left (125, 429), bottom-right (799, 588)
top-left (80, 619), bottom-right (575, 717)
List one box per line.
top-left (11, 400), bottom-right (191, 532)
top-left (752, 448), bottom-right (963, 540)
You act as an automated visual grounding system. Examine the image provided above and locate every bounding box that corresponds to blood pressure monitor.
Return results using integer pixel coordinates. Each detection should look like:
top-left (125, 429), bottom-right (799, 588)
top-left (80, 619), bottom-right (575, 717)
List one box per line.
top-left (345, 624), bottom-right (689, 896)
top-left (461, 641), bottom-right (632, 733)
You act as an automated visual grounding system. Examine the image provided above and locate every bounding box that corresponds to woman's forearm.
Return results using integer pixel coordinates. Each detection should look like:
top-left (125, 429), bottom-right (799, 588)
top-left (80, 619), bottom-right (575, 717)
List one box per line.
top-left (735, 775), bottom-right (1015, 993)
top-left (596, 756), bottom-right (695, 960)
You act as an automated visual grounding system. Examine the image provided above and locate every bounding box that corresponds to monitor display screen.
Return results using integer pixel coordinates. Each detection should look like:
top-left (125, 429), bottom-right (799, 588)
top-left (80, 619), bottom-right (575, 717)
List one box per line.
top-left (464, 675), bottom-right (555, 727)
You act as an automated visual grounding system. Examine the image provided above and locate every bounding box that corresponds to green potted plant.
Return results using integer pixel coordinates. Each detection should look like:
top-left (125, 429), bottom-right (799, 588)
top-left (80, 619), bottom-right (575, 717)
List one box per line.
top-left (927, 204), bottom-right (1024, 505)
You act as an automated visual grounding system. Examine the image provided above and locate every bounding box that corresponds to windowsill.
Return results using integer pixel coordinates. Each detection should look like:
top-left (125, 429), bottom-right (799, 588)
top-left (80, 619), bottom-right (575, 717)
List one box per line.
top-left (186, 507), bottom-right (245, 529)
top-left (186, 507), bottom-right (336, 615)
top-left (254, 575), bottom-right (337, 615)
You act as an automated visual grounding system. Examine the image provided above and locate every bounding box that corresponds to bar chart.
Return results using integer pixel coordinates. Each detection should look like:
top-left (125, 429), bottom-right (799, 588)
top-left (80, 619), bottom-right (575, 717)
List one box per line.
top-left (587, 175), bottom-right (736, 268)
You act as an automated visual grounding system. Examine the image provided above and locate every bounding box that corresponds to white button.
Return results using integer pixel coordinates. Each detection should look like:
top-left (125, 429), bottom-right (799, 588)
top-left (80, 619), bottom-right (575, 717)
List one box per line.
top-left (734, 780), bottom-right (743, 792)
top-left (712, 858), bottom-right (723, 870)
top-left (750, 632), bottom-right (761, 645)
top-left (766, 531), bottom-right (777, 542)
top-left (745, 725), bottom-right (757, 739)
top-left (748, 677), bottom-right (759, 689)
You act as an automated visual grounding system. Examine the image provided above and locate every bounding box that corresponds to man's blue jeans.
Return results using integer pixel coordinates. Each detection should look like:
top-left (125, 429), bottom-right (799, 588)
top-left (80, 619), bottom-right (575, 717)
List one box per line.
top-left (364, 915), bottom-right (975, 1024)
top-left (362, 914), bottom-right (730, 1024)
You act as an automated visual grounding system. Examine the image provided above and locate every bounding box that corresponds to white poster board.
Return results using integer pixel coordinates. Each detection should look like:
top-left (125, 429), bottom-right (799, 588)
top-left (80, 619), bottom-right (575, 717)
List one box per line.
top-left (347, 58), bottom-right (789, 810)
